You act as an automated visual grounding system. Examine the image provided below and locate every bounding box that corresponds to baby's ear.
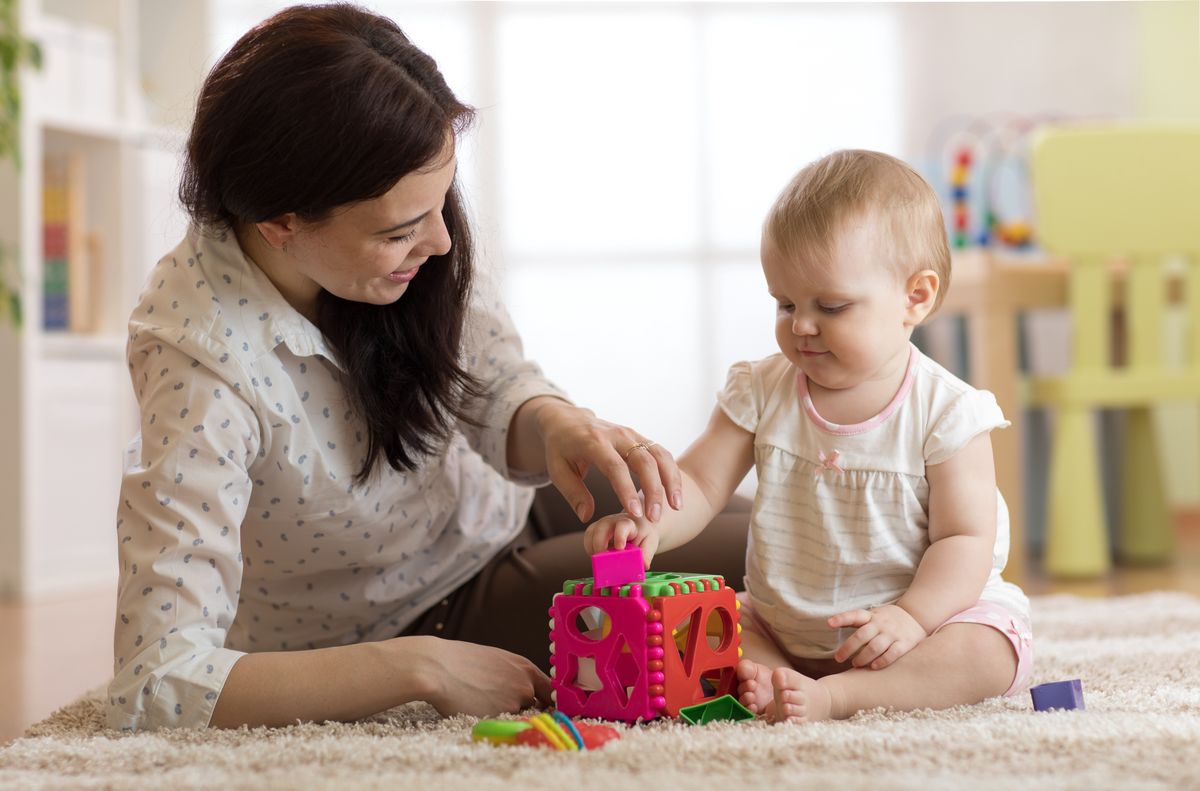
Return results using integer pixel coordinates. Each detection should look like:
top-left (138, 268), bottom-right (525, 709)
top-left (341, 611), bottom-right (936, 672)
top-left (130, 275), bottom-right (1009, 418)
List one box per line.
top-left (904, 269), bottom-right (940, 325)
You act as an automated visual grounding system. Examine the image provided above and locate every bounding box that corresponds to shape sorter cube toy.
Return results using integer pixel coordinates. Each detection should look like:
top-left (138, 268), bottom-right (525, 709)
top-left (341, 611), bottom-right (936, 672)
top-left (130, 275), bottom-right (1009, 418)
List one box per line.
top-left (548, 549), bottom-right (742, 723)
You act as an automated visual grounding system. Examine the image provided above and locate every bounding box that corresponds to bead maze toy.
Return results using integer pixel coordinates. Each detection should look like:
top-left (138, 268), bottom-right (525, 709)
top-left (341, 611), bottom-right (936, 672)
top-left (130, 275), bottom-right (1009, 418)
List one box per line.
top-left (548, 546), bottom-right (743, 722)
top-left (929, 113), bottom-right (1048, 250)
top-left (950, 147), bottom-right (971, 249)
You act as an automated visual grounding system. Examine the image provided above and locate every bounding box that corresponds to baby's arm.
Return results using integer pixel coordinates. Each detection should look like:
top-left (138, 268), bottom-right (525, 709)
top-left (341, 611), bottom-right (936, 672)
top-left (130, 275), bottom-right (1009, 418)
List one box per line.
top-left (584, 405), bottom-right (755, 567)
top-left (831, 432), bottom-right (998, 670)
top-left (899, 431), bottom-right (998, 629)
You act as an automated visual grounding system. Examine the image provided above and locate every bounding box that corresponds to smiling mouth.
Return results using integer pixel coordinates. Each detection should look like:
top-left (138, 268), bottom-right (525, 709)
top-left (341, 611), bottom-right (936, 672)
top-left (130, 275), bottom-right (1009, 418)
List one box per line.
top-left (387, 266), bottom-right (420, 283)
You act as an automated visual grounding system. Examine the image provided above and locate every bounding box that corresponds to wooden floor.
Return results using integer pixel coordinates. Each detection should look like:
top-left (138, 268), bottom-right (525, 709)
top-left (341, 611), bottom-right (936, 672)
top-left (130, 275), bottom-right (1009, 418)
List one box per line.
top-left (1022, 512), bottom-right (1200, 599)
top-left (0, 584), bottom-right (116, 746)
top-left (2, 516), bottom-right (1199, 746)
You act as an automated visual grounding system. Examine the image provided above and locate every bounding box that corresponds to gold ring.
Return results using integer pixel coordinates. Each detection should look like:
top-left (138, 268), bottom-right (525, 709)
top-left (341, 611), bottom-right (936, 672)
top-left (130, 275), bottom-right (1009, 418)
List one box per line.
top-left (621, 441), bottom-right (656, 461)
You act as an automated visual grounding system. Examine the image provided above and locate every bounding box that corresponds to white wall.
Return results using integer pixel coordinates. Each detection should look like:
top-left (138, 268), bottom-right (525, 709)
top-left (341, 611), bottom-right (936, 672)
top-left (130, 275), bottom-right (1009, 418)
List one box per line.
top-left (898, 2), bottom-right (1139, 161)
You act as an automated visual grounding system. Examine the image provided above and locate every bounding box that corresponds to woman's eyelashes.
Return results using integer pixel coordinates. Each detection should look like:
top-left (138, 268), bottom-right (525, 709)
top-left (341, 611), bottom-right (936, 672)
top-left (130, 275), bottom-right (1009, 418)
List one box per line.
top-left (386, 229), bottom-right (418, 244)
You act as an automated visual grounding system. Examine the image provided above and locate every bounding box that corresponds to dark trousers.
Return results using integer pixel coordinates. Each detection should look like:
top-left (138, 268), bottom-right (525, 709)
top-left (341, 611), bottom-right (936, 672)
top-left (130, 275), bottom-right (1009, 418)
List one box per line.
top-left (399, 471), bottom-right (751, 672)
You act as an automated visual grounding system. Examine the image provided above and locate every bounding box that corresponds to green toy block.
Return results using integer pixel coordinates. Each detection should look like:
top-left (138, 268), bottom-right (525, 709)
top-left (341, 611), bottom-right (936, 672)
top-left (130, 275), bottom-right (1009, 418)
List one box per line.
top-left (561, 571), bottom-right (725, 598)
top-left (678, 694), bottom-right (756, 725)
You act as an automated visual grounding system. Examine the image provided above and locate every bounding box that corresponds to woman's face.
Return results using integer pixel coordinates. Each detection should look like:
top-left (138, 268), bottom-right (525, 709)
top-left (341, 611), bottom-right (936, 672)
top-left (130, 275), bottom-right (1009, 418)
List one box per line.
top-left (284, 149), bottom-right (458, 309)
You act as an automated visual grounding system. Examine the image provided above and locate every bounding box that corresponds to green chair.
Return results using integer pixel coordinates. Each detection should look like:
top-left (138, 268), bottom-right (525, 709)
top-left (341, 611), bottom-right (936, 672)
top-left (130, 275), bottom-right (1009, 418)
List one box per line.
top-left (1029, 123), bottom-right (1200, 577)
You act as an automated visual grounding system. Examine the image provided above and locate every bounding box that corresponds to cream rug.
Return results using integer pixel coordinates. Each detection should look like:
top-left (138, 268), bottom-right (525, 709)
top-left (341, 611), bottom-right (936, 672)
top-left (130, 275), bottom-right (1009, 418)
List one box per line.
top-left (2, 592), bottom-right (1199, 790)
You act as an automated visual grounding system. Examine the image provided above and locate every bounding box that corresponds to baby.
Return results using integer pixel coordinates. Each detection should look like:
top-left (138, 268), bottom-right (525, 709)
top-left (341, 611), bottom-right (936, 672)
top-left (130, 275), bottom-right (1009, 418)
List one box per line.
top-left (586, 150), bottom-right (1032, 722)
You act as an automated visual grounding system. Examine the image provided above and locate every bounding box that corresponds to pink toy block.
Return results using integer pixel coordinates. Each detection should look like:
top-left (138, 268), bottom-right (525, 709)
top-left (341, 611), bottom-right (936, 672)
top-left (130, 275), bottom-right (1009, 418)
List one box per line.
top-left (590, 546), bottom-right (645, 589)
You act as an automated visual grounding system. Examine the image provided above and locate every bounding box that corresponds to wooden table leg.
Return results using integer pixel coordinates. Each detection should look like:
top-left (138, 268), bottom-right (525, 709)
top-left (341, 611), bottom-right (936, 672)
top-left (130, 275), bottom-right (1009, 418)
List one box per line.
top-left (966, 298), bottom-right (1027, 586)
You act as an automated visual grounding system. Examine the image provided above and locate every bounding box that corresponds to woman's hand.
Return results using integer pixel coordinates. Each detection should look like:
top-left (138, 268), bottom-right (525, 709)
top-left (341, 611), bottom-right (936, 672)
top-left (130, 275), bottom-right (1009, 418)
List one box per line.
top-left (407, 636), bottom-right (552, 718)
top-left (211, 634), bottom-right (550, 728)
top-left (829, 604), bottom-right (928, 670)
top-left (584, 510), bottom-right (661, 568)
top-left (523, 398), bottom-right (682, 524)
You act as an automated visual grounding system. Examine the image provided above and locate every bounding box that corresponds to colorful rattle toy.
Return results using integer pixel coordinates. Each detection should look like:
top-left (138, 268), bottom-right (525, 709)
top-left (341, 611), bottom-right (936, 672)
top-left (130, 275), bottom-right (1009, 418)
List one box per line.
top-left (548, 546), bottom-right (743, 723)
top-left (471, 712), bottom-right (620, 750)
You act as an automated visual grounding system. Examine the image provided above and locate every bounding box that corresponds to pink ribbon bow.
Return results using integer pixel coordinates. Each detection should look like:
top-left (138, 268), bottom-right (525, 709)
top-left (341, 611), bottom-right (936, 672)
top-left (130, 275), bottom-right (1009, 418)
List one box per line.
top-left (815, 449), bottom-right (845, 478)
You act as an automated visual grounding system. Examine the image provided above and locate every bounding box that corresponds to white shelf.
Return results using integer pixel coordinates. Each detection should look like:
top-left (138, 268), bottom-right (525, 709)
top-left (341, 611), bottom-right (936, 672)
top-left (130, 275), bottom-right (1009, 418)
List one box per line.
top-left (41, 114), bottom-right (187, 150)
top-left (40, 114), bottom-right (125, 144)
top-left (0, 0), bottom-right (210, 600)
top-left (39, 332), bottom-right (125, 360)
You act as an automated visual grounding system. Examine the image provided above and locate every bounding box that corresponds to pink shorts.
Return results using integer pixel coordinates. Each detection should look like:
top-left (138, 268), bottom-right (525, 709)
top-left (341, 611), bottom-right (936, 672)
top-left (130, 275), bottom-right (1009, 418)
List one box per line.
top-left (937, 599), bottom-right (1033, 696)
top-left (738, 594), bottom-right (1034, 697)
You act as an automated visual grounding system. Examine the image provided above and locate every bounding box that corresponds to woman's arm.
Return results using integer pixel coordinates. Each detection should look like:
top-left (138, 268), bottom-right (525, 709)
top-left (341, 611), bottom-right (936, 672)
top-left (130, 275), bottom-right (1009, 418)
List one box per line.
top-left (583, 405), bottom-right (756, 565)
top-left (109, 337), bottom-right (259, 731)
top-left (507, 395), bottom-right (682, 524)
top-left (210, 636), bottom-right (550, 727)
top-left (454, 279), bottom-right (682, 525)
top-left (897, 431), bottom-right (999, 632)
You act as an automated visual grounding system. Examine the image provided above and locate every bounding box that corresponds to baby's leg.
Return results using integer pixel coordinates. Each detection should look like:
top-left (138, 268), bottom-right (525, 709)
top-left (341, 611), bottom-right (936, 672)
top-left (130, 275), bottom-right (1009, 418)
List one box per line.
top-left (774, 622), bottom-right (1017, 723)
top-left (735, 627), bottom-right (791, 718)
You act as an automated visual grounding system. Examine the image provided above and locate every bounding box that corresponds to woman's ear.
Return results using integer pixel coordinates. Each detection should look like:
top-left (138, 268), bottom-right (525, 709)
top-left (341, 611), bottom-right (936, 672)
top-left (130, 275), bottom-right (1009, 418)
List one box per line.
top-left (903, 269), bottom-right (940, 326)
top-left (254, 213), bottom-right (300, 253)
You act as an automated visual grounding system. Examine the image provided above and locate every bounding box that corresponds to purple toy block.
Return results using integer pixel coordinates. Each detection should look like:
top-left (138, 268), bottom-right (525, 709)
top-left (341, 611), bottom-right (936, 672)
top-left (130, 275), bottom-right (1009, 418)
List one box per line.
top-left (1030, 679), bottom-right (1085, 711)
top-left (590, 546), bottom-right (645, 589)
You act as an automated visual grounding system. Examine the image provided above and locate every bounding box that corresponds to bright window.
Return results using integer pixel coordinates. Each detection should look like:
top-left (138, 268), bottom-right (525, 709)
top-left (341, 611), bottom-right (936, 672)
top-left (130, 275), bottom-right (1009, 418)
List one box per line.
top-left (209, 2), bottom-right (901, 458)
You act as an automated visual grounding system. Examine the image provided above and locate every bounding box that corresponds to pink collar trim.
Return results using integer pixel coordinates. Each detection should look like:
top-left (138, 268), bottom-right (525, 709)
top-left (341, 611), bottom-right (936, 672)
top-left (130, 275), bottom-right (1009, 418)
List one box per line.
top-left (795, 344), bottom-right (918, 436)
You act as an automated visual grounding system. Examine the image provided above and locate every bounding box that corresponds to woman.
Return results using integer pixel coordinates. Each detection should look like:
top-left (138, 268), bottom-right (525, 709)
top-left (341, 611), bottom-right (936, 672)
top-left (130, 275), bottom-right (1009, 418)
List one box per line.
top-left (107, 3), bottom-right (747, 731)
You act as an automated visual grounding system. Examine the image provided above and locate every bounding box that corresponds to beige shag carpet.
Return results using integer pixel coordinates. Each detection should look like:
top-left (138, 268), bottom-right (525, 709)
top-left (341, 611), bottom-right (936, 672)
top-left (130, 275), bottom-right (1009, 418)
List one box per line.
top-left (3, 592), bottom-right (1199, 790)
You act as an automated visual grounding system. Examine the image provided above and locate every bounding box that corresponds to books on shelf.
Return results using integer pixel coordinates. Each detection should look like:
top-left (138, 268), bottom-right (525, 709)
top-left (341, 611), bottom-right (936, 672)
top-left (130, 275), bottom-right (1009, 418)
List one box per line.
top-left (41, 154), bottom-right (102, 334)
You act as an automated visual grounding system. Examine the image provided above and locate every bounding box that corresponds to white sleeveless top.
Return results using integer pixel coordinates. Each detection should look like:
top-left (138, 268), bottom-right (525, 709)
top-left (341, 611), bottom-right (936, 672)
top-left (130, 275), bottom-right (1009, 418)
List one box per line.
top-left (717, 344), bottom-right (1030, 659)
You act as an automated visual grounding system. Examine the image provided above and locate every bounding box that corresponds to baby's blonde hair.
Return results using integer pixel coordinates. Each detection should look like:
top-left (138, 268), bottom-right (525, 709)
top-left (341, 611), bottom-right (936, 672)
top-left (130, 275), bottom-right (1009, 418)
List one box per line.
top-left (765, 149), bottom-right (951, 313)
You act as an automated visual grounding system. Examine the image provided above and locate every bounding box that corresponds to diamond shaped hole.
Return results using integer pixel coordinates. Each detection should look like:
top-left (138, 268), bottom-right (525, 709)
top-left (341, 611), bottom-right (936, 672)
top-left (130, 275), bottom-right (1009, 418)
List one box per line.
top-left (610, 635), bottom-right (634, 705)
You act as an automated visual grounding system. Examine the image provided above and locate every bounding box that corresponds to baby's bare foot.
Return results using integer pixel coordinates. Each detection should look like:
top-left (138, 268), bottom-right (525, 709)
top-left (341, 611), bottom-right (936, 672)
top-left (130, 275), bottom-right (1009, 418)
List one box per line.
top-left (736, 659), bottom-right (776, 718)
top-left (771, 666), bottom-right (832, 723)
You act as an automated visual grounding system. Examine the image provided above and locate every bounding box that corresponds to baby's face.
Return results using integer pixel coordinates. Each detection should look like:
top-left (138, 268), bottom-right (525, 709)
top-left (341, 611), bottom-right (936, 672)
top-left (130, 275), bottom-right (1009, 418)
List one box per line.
top-left (761, 215), bottom-right (916, 392)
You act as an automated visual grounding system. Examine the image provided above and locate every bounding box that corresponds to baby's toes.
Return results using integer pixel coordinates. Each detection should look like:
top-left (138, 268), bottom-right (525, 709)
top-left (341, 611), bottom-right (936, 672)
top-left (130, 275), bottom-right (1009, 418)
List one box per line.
top-left (770, 667), bottom-right (833, 723)
top-left (774, 688), bottom-right (806, 723)
top-left (735, 658), bottom-right (762, 682)
top-left (737, 684), bottom-right (761, 712)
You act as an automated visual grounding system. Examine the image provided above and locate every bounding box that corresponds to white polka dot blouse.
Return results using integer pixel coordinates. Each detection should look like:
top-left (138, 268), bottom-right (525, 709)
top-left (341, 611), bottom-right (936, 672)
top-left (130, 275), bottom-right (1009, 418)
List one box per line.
top-left (107, 225), bottom-right (566, 731)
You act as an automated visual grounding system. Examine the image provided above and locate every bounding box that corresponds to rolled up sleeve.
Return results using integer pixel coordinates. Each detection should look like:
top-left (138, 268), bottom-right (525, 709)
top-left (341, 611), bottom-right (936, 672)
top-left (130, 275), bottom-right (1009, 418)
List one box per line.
top-left (107, 329), bottom-right (261, 731)
top-left (456, 277), bottom-right (568, 485)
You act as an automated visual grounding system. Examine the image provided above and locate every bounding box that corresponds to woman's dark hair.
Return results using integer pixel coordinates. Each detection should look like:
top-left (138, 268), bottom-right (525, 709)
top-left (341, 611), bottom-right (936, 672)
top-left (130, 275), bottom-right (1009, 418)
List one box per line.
top-left (180, 2), bottom-right (483, 484)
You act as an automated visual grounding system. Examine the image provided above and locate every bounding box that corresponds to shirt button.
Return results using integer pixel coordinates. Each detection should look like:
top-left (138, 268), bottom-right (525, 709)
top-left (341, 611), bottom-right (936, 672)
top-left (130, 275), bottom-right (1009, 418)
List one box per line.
top-left (435, 622), bottom-right (444, 631)
top-left (441, 599), bottom-right (449, 607)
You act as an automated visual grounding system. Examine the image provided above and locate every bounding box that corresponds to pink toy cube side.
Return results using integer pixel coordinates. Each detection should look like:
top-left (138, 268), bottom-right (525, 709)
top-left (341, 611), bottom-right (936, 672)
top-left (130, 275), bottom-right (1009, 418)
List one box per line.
top-left (549, 590), bottom-right (657, 722)
top-left (591, 546), bottom-right (646, 589)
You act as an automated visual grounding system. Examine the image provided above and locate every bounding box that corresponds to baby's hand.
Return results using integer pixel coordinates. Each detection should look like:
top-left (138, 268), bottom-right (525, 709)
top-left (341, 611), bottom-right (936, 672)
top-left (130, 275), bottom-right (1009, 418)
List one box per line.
top-left (829, 604), bottom-right (927, 670)
top-left (583, 513), bottom-right (660, 569)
